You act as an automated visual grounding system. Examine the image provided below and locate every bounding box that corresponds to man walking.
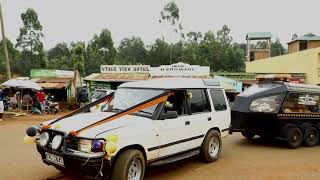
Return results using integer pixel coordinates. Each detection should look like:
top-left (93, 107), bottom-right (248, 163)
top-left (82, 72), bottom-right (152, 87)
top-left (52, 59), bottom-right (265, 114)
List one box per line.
top-left (0, 89), bottom-right (5, 121)
top-left (77, 85), bottom-right (89, 108)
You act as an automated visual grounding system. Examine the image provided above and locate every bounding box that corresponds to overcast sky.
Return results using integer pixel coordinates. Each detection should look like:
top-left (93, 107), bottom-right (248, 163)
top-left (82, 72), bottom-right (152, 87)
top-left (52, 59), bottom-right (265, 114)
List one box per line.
top-left (2, 0), bottom-right (320, 49)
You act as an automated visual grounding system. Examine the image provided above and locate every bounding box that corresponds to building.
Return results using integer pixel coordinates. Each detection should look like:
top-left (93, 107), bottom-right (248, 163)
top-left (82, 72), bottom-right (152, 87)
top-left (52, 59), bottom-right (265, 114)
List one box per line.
top-left (30, 69), bottom-right (82, 102)
top-left (84, 62), bottom-right (211, 92)
top-left (246, 47), bottom-right (320, 85)
top-left (246, 32), bottom-right (272, 61)
top-left (288, 33), bottom-right (320, 54)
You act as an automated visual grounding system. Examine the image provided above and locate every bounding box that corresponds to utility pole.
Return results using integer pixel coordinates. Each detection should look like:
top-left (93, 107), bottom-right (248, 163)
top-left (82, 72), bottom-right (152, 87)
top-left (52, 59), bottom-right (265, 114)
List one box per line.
top-left (0, 1), bottom-right (11, 79)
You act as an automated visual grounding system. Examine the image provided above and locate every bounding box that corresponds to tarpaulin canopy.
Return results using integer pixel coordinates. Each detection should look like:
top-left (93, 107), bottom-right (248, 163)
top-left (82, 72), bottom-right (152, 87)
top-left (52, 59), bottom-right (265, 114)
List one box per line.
top-left (1, 77), bottom-right (42, 90)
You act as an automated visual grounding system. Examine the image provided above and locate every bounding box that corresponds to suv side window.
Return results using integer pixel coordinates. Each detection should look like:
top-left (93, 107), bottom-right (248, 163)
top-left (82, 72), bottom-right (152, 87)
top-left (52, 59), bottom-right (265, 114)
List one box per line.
top-left (188, 89), bottom-right (211, 114)
top-left (210, 89), bottom-right (227, 111)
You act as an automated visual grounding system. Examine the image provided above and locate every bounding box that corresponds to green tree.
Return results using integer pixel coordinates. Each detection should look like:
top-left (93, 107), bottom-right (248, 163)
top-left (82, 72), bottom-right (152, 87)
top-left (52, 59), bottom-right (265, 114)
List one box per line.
top-left (271, 38), bottom-right (286, 57)
top-left (71, 43), bottom-right (85, 75)
top-left (159, 1), bottom-right (183, 64)
top-left (0, 39), bottom-right (20, 74)
top-left (86, 29), bottom-right (117, 75)
top-left (47, 42), bottom-right (72, 70)
top-left (117, 36), bottom-right (147, 64)
top-left (146, 38), bottom-right (170, 66)
top-left (16, 8), bottom-right (45, 75)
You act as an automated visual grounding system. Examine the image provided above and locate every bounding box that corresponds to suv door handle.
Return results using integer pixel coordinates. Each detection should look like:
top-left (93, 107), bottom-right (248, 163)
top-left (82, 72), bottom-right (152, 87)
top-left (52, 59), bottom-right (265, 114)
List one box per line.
top-left (208, 117), bottom-right (212, 121)
top-left (185, 121), bottom-right (190, 125)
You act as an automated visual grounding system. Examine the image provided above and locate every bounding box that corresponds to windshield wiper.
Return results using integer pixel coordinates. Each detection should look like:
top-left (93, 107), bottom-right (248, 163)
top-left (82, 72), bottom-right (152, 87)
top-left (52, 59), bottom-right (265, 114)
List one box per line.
top-left (137, 110), bottom-right (153, 115)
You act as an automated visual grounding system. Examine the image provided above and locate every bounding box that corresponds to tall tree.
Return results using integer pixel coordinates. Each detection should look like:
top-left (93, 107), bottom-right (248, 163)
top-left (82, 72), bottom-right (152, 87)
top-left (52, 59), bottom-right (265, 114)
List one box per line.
top-left (16, 8), bottom-right (45, 75)
top-left (0, 39), bottom-right (20, 74)
top-left (271, 38), bottom-right (286, 57)
top-left (159, 1), bottom-right (183, 64)
top-left (86, 29), bottom-right (117, 75)
top-left (71, 43), bottom-right (85, 76)
top-left (117, 36), bottom-right (147, 64)
top-left (47, 42), bottom-right (72, 70)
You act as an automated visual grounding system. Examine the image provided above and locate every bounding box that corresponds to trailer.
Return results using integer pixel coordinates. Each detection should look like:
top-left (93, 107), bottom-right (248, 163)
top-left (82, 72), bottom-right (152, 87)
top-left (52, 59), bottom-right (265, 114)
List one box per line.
top-left (231, 76), bottom-right (320, 148)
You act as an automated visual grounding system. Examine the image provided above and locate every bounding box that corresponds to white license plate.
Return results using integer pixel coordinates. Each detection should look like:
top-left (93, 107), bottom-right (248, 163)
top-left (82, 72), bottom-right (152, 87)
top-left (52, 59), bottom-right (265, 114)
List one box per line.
top-left (45, 152), bottom-right (64, 166)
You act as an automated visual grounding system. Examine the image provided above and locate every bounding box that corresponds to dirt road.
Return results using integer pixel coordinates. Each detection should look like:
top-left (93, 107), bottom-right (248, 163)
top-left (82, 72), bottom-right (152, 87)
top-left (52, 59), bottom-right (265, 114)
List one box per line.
top-left (1, 114), bottom-right (320, 180)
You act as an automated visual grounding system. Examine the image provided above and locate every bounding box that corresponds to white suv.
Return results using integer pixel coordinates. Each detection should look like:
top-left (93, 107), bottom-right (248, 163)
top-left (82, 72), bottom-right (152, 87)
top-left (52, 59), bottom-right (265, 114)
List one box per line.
top-left (26, 78), bottom-right (231, 180)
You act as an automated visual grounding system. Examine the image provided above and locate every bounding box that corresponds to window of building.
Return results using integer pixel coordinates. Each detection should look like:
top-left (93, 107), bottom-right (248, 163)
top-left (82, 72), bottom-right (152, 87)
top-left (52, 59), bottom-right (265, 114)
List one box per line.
top-left (210, 89), bottom-right (228, 111)
top-left (299, 41), bottom-right (308, 51)
top-left (282, 93), bottom-right (320, 113)
top-left (250, 52), bottom-right (255, 61)
top-left (188, 89), bottom-right (210, 114)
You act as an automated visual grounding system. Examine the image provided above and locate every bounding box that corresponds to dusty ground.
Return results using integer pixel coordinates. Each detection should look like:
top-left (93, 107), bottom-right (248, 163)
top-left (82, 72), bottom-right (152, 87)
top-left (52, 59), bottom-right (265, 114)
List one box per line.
top-left (1, 113), bottom-right (320, 180)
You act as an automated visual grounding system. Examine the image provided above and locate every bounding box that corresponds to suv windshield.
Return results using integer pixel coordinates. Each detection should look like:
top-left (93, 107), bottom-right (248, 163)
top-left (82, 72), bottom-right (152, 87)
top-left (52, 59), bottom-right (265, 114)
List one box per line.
top-left (103, 88), bottom-right (165, 117)
top-left (92, 91), bottom-right (107, 99)
top-left (240, 83), bottom-right (281, 97)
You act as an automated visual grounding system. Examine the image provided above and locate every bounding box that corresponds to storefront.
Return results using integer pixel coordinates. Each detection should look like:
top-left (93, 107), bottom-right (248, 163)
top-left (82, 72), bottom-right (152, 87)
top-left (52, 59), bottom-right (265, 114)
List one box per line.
top-left (30, 69), bottom-right (82, 102)
top-left (84, 62), bottom-right (211, 92)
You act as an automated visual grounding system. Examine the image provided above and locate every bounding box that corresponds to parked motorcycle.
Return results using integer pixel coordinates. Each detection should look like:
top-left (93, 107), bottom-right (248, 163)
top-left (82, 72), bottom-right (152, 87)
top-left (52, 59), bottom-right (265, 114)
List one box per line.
top-left (44, 95), bottom-right (59, 114)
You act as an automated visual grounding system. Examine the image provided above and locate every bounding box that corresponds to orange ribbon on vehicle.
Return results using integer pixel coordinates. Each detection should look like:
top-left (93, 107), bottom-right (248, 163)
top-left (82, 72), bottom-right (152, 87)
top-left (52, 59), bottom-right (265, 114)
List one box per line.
top-left (71, 91), bottom-right (170, 136)
top-left (41, 93), bottom-right (114, 129)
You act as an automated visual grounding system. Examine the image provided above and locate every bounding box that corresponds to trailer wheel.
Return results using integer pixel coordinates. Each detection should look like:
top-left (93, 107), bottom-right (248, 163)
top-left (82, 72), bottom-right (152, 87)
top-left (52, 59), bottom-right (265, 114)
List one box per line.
top-left (284, 126), bottom-right (303, 149)
top-left (303, 126), bottom-right (319, 147)
top-left (241, 131), bottom-right (255, 140)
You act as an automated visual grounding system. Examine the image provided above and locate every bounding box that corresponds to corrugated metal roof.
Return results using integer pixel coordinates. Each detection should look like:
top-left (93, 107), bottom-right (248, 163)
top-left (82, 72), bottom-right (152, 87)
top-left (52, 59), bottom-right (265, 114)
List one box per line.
top-left (32, 78), bottom-right (72, 89)
top-left (288, 33), bottom-right (320, 44)
top-left (37, 82), bottom-right (70, 89)
top-left (246, 32), bottom-right (272, 40)
top-left (84, 73), bottom-right (149, 82)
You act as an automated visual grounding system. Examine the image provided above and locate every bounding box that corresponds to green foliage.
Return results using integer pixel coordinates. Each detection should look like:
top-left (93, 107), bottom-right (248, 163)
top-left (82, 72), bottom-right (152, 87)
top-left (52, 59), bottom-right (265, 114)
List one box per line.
top-left (117, 37), bottom-right (147, 64)
top-left (15, 8), bottom-right (45, 75)
top-left (86, 29), bottom-right (117, 75)
top-left (271, 38), bottom-right (286, 57)
top-left (71, 43), bottom-right (85, 75)
top-left (47, 43), bottom-right (72, 70)
top-left (0, 39), bottom-right (20, 74)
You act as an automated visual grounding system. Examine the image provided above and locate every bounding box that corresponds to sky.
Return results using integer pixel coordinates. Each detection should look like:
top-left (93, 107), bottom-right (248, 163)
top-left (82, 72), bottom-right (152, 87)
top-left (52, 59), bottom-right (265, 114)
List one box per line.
top-left (2, 0), bottom-right (320, 49)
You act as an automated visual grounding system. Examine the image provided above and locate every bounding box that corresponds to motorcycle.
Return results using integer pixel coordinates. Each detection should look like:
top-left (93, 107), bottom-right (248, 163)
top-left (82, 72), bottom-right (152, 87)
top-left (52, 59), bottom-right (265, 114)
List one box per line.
top-left (44, 95), bottom-right (59, 114)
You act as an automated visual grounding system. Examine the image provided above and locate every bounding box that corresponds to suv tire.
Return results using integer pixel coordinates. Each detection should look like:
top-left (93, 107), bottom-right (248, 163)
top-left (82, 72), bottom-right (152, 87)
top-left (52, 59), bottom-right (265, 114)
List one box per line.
top-left (112, 149), bottom-right (145, 180)
top-left (303, 126), bottom-right (319, 147)
top-left (284, 126), bottom-right (303, 149)
top-left (200, 130), bottom-right (222, 163)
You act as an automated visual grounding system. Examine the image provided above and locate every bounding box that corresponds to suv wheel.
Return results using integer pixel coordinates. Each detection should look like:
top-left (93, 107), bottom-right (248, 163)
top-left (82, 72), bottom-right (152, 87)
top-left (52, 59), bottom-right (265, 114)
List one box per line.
top-left (303, 126), bottom-right (319, 147)
top-left (200, 130), bottom-right (222, 163)
top-left (284, 126), bottom-right (303, 149)
top-left (112, 149), bottom-right (145, 180)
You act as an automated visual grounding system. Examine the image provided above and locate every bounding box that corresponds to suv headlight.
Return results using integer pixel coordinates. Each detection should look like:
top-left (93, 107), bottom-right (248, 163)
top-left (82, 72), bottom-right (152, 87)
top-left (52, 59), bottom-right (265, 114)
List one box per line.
top-left (39, 132), bottom-right (50, 147)
top-left (249, 95), bottom-right (282, 113)
top-left (51, 135), bottom-right (63, 150)
top-left (78, 139), bottom-right (92, 153)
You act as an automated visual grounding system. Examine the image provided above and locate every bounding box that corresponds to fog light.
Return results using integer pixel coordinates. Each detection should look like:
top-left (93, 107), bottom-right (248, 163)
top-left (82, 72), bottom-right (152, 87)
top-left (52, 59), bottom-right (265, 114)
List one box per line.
top-left (51, 135), bottom-right (63, 150)
top-left (39, 132), bottom-right (49, 147)
top-left (78, 139), bottom-right (92, 153)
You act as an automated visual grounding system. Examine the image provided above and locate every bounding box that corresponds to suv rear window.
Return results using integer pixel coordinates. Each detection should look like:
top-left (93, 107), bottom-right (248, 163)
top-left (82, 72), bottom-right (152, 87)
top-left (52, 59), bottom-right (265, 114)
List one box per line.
top-left (188, 89), bottom-right (210, 113)
top-left (210, 89), bottom-right (227, 111)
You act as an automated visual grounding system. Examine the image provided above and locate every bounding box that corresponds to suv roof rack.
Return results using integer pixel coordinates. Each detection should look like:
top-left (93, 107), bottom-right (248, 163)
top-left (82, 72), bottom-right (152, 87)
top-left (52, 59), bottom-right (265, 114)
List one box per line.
top-left (203, 79), bottom-right (220, 86)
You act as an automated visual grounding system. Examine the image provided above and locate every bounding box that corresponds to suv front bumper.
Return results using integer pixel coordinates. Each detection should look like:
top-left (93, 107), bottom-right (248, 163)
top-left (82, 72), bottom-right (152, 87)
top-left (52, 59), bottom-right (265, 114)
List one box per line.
top-left (36, 144), bottom-right (111, 175)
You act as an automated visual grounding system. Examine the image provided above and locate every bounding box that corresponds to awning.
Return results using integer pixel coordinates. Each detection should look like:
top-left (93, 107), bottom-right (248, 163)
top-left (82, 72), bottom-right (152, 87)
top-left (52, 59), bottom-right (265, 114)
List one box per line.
top-left (33, 78), bottom-right (72, 89)
top-left (84, 73), bottom-right (150, 82)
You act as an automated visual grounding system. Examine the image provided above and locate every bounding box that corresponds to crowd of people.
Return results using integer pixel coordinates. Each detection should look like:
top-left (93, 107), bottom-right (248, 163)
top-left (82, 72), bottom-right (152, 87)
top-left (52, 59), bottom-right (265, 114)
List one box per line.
top-left (0, 85), bottom-right (90, 121)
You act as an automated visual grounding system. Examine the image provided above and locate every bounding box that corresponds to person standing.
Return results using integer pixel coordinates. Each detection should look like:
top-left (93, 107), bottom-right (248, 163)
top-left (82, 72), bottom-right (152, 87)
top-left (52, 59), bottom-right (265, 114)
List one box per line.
top-left (77, 85), bottom-right (89, 108)
top-left (36, 90), bottom-right (46, 113)
top-left (0, 89), bottom-right (5, 121)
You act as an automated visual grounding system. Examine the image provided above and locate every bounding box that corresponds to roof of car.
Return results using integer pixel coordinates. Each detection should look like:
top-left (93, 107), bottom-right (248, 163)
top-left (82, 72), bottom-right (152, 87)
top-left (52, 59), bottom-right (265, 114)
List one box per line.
top-left (119, 78), bottom-right (222, 89)
top-left (284, 82), bottom-right (320, 93)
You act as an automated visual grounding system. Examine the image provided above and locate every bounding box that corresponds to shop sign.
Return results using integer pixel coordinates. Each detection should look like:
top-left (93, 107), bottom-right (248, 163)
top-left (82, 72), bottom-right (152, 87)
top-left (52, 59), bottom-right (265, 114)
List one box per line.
top-left (31, 69), bottom-right (74, 78)
top-left (100, 65), bottom-right (150, 74)
top-left (150, 62), bottom-right (210, 77)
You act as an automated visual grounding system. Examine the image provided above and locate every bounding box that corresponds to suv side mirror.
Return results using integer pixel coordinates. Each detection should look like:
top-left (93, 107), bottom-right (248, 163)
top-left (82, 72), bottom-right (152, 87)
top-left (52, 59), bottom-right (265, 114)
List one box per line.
top-left (165, 111), bottom-right (178, 119)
